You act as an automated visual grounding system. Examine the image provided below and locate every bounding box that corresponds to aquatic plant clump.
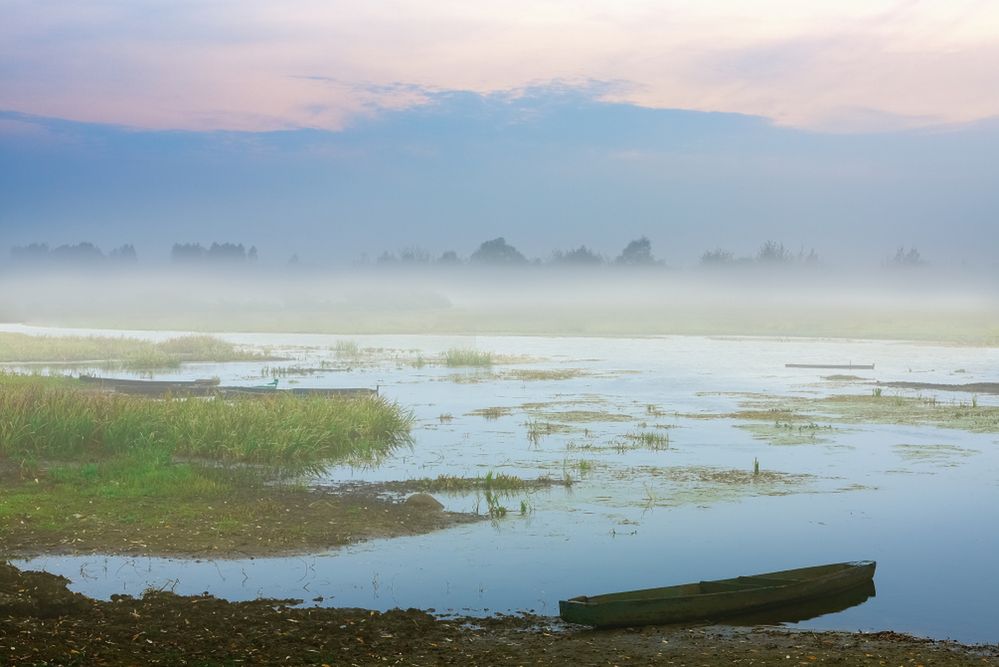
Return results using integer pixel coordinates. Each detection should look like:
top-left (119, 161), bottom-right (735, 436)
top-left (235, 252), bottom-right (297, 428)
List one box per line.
top-left (443, 348), bottom-right (493, 367)
top-left (0, 375), bottom-right (414, 473)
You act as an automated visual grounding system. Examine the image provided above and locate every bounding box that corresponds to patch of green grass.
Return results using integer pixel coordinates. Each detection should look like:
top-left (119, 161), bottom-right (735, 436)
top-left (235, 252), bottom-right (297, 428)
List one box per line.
top-left (0, 332), bottom-right (271, 371)
top-left (0, 372), bottom-right (419, 554)
top-left (443, 348), bottom-right (493, 367)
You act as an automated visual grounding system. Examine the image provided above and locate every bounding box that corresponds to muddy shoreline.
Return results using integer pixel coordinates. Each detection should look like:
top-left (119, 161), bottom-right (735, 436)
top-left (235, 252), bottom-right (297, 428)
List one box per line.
top-left (1, 562), bottom-right (997, 666)
top-left (0, 478), bottom-right (480, 559)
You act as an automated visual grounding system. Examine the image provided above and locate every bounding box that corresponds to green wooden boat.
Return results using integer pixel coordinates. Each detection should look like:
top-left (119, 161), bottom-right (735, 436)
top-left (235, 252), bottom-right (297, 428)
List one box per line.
top-left (559, 560), bottom-right (876, 628)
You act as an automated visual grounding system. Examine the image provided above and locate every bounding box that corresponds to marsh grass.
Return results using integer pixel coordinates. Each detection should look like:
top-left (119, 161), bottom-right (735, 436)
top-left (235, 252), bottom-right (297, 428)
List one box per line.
top-left (525, 419), bottom-right (570, 445)
top-left (738, 422), bottom-right (834, 446)
top-left (0, 332), bottom-right (271, 371)
top-left (333, 340), bottom-right (361, 358)
top-left (467, 406), bottom-right (511, 420)
top-left (261, 365), bottom-right (321, 378)
top-left (0, 374), bottom-right (413, 475)
top-left (443, 372), bottom-right (498, 384)
top-left (504, 368), bottom-right (585, 381)
top-left (443, 348), bottom-right (493, 367)
top-left (385, 471), bottom-right (567, 494)
top-left (532, 409), bottom-right (631, 423)
top-left (624, 431), bottom-right (671, 450)
top-left (0, 373), bottom-right (416, 549)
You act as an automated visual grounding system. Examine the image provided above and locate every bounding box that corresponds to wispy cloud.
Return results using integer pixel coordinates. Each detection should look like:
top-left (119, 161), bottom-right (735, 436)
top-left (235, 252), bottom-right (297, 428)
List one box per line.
top-left (2, 1), bottom-right (998, 132)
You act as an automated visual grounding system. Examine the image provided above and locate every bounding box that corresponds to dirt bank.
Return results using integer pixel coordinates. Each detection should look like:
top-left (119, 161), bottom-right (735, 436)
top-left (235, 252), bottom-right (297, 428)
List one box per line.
top-left (1, 563), bottom-right (996, 666)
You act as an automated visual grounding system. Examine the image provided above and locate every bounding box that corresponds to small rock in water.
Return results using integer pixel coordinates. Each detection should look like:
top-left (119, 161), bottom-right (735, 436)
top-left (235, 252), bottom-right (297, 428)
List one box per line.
top-left (405, 493), bottom-right (444, 511)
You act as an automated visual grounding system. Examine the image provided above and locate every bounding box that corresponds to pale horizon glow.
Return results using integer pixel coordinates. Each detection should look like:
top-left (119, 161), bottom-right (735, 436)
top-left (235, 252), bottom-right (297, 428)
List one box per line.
top-left (3, 0), bottom-right (999, 133)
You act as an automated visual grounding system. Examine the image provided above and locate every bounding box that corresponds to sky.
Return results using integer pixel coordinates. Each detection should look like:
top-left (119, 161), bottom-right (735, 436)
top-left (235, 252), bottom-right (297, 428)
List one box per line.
top-left (2, 1), bottom-right (998, 265)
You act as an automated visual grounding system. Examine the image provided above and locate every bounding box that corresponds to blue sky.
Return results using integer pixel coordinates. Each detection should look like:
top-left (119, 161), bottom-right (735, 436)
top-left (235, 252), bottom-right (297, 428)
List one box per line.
top-left (2, 1), bottom-right (998, 265)
top-left (2, 87), bottom-right (998, 265)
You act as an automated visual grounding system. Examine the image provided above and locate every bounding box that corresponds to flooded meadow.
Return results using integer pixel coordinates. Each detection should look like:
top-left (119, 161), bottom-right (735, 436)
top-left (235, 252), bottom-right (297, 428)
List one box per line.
top-left (3, 324), bottom-right (998, 644)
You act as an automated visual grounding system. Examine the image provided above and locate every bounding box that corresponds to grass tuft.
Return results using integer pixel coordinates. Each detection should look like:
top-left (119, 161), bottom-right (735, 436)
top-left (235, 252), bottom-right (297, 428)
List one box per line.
top-left (443, 348), bottom-right (493, 367)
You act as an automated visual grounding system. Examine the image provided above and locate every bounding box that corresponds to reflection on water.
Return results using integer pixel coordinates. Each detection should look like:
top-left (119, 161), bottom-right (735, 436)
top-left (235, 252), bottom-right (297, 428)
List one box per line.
top-left (4, 326), bottom-right (999, 644)
top-left (723, 581), bottom-right (876, 626)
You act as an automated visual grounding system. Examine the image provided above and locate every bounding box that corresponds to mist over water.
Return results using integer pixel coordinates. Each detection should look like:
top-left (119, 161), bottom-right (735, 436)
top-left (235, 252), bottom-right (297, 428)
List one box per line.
top-left (1, 263), bottom-right (996, 341)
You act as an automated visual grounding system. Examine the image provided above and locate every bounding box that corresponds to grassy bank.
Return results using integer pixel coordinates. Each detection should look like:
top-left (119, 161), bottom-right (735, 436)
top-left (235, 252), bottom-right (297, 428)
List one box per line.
top-left (0, 374), bottom-right (418, 555)
top-left (0, 332), bottom-right (274, 370)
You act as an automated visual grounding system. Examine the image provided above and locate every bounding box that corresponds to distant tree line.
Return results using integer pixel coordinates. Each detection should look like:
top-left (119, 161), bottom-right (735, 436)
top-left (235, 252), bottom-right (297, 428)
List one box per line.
top-left (171, 242), bottom-right (258, 264)
top-left (699, 241), bottom-right (820, 267)
top-left (374, 236), bottom-right (662, 267)
top-left (10, 242), bottom-right (137, 265)
top-left (8, 238), bottom-right (930, 270)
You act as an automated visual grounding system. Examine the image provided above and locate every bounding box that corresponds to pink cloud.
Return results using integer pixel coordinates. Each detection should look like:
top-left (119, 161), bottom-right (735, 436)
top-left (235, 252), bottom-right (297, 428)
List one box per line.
top-left (2, 0), bottom-right (998, 132)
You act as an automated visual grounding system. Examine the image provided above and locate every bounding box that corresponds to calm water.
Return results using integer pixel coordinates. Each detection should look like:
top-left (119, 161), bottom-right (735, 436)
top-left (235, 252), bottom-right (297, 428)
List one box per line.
top-left (5, 325), bottom-right (998, 644)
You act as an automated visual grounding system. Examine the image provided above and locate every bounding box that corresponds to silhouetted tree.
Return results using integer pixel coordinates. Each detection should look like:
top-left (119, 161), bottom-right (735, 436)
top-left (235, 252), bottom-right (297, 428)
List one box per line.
top-left (248, 246), bottom-right (258, 263)
top-left (399, 247), bottom-right (430, 264)
top-left (615, 237), bottom-right (655, 265)
top-left (798, 247), bottom-right (820, 264)
top-left (109, 244), bottom-right (138, 262)
top-left (437, 250), bottom-right (461, 265)
top-left (50, 242), bottom-right (104, 264)
top-left (207, 242), bottom-right (246, 262)
top-left (470, 237), bottom-right (527, 265)
top-left (171, 243), bottom-right (206, 263)
top-left (756, 240), bottom-right (792, 264)
top-left (10, 243), bottom-right (50, 262)
top-left (700, 248), bottom-right (735, 265)
top-left (551, 245), bottom-right (603, 265)
top-left (888, 246), bottom-right (926, 268)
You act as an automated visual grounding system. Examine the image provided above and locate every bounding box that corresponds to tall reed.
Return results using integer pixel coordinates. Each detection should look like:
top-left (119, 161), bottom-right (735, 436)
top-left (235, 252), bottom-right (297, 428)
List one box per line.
top-left (0, 375), bottom-right (413, 475)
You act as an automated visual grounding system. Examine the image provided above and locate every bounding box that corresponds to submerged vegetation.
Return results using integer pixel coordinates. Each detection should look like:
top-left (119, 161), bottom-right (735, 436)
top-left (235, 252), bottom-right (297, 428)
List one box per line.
top-left (689, 391), bottom-right (999, 441)
top-left (467, 406), bottom-right (512, 420)
top-left (618, 465), bottom-right (814, 508)
top-left (504, 368), bottom-right (587, 381)
top-left (0, 332), bottom-right (272, 371)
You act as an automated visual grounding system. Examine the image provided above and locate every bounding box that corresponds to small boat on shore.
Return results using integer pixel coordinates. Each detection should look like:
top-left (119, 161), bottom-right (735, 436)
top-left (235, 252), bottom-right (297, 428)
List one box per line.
top-left (79, 375), bottom-right (220, 395)
top-left (559, 560), bottom-right (876, 628)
